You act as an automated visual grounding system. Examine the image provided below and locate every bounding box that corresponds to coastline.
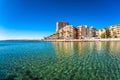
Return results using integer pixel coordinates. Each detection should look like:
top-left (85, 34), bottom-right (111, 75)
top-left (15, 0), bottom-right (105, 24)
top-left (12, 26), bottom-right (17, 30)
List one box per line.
top-left (1, 38), bottom-right (120, 42)
top-left (43, 38), bottom-right (120, 42)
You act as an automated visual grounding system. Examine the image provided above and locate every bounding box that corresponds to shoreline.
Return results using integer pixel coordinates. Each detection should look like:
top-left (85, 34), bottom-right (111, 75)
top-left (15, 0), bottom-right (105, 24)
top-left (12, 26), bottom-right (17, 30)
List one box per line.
top-left (1, 39), bottom-right (120, 42)
top-left (43, 39), bottom-right (120, 42)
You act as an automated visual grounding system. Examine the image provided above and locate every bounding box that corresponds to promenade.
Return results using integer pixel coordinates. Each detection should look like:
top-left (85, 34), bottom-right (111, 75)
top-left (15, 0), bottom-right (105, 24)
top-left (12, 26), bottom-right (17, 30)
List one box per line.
top-left (43, 38), bottom-right (120, 42)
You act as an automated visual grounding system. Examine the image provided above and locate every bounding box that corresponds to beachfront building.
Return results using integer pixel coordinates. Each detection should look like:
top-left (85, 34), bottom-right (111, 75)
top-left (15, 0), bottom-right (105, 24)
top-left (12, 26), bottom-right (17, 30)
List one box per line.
top-left (59, 25), bottom-right (77, 39)
top-left (85, 25), bottom-right (90, 38)
top-left (56, 22), bottom-right (69, 32)
top-left (96, 30), bottom-right (102, 38)
top-left (109, 25), bottom-right (120, 38)
top-left (58, 28), bottom-right (64, 39)
top-left (45, 22), bottom-right (120, 40)
top-left (89, 27), bottom-right (97, 38)
top-left (77, 25), bottom-right (90, 39)
top-left (56, 22), bottom-right (69, 39)
top-left (96, 30), bottom-right (100, 38)
top-left (100, 28), bottom-right (110, 38)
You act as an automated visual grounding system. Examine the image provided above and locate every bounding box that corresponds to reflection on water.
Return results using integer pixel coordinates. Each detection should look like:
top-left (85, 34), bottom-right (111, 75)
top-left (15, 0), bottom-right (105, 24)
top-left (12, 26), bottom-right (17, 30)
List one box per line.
top-left (53, 42), bottom-right (74, 58)
top-left (52, 42), bottom-right (120, 80)
top-left (0, 41), bottom-right (120, 80)
top-left (53, 42), bottom-right (120, 57)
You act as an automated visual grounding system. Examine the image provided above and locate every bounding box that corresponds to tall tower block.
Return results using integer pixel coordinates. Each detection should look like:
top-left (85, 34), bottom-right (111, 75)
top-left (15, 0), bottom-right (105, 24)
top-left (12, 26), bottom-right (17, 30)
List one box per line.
top-left (56, 22), bottom-right (69, 32)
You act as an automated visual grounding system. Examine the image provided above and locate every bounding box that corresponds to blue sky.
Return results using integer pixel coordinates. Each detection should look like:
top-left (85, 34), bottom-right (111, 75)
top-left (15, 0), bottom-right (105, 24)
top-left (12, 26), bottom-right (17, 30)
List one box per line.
top-left (0, 0), bottom-right (120, 39)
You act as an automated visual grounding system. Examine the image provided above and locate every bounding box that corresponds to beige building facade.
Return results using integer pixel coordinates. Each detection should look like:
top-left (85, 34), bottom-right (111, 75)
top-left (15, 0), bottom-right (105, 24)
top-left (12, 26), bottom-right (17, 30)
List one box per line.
top-left (109, 25), bottom-right (120, 38)
top-left (77, 25), bottom-right (90, 39)
top-left (59, 25), bottom-right (77, 39)
top-left (56, 22), bottom-right (69, 32)
top-left (45, 22), bottom-right (120, 40)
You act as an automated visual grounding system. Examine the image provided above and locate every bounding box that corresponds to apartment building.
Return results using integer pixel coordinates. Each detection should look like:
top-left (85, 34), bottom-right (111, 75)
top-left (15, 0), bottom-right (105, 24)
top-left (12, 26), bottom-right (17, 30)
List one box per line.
top-left (45, 22), bottom-right (120, 40)
top-left (89, 27), bottom-right (97, 38)
top-left (62, 25), bottom-right (77, 39)
top-left (77, 25), bottom-right (90, 39)
top-left (109, 25), bottom-right (120, 38)
top-left (56, 22), bottom-right (69, 32)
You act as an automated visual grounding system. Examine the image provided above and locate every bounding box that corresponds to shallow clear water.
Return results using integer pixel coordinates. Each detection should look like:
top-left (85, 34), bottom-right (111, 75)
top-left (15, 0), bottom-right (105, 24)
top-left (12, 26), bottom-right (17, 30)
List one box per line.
top-left (0, 41), bottom-right (120, 80)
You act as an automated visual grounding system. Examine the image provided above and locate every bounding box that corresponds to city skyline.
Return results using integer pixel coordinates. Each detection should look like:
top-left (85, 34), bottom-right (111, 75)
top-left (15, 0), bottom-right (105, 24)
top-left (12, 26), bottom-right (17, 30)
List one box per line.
top-left (0, 0), bottom-right (120, 40)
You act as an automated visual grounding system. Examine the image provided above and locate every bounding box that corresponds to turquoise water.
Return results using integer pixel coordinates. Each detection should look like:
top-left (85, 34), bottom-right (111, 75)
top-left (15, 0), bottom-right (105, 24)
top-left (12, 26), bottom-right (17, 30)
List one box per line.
top-left (0, 41), bottom-right (120, 80)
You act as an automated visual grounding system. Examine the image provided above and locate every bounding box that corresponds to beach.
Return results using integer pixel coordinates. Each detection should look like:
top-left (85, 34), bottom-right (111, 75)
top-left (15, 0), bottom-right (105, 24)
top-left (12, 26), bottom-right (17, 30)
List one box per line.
top-left (43, 38), bottom-right (120, 42)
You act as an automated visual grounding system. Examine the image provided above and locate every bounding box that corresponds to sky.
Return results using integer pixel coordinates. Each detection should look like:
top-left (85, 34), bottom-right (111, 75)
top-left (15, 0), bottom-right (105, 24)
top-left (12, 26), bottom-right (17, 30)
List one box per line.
top-left (0, 0), bottom-right (120, 40)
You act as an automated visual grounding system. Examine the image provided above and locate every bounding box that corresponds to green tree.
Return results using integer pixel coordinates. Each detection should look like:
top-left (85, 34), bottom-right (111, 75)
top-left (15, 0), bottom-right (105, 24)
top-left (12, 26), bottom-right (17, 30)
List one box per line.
top-left (113, 31), bottom-right (117, 38)
top-left (101, 32), bottom-right (106, 38)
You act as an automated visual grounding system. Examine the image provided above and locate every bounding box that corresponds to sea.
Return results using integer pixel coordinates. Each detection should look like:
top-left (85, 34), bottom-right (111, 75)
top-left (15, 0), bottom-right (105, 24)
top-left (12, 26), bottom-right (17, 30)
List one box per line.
top-left (0, 41), bottom-right (120, 80)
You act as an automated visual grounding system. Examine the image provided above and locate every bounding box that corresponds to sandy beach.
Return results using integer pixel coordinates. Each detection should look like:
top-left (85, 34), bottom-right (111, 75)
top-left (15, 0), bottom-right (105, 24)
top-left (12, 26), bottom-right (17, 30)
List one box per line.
top-left (43, 38), bottom-right (120, 42)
